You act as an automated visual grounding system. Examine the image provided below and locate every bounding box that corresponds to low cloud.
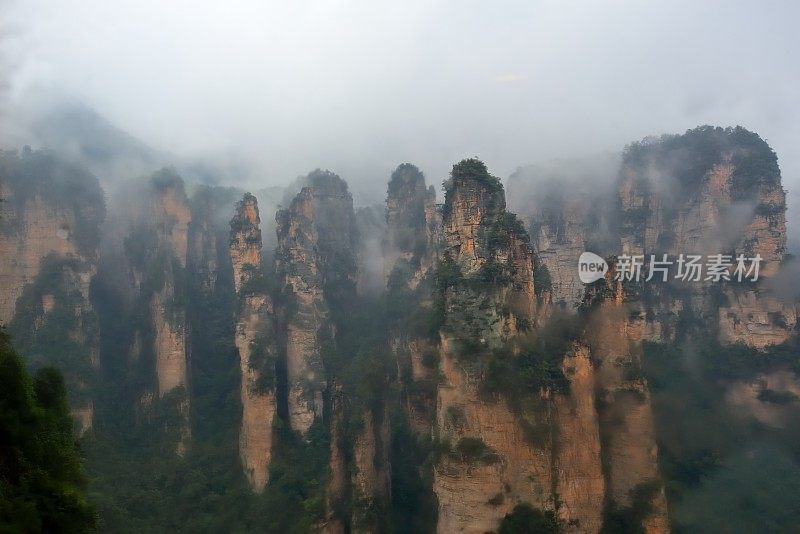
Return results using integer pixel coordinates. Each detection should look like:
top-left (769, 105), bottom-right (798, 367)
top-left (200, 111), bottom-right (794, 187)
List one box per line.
top-left (494, 74), bottom-right (528, 83)
top-left (0, 0), bottom-right (798, 216)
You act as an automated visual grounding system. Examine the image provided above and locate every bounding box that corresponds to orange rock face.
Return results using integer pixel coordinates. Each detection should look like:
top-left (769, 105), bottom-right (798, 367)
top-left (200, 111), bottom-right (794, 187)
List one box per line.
top-left (151, 181), bottom-right (191, 398)
top-left (617, 135), bottom-right (794, 348)
top-left (156, 186), bottom-right (192, 267)
top-left (434, 337), bottom-right (553, 534)
top-left (121, 173), bottom-right (193, 454)
top-left (0, 192), bottom-right (84, 323)
top-left (432, 162), bottom-right (557, 532)
top-left (230, 193), bottom-right (277, 492)
top-left (554, 344), bottom-right (605, 532)
top-left (151, 290), bottom-right (188, 395)
top-left (235, 293), bottom-right (276, 492)
top-left (586, 296), bottom-right (669, 532)
top-left (1, 171), bottom-right (102, 432)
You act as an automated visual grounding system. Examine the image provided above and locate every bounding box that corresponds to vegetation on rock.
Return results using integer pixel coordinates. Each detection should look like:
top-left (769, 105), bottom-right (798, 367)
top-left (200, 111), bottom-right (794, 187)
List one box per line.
top-left (0, 148), bottom-right (106, 256)
top-left (0, 330), bottom-right (97, 532)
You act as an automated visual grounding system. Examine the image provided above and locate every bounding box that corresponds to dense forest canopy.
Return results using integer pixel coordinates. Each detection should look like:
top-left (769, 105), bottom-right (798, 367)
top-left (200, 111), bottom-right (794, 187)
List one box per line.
top-left (0, 329), bottom-right (97, 532)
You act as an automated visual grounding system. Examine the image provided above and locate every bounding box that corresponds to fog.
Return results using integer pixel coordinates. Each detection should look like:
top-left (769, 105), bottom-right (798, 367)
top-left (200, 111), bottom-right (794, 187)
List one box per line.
top-left (1, 0), bottom-right (799, 223)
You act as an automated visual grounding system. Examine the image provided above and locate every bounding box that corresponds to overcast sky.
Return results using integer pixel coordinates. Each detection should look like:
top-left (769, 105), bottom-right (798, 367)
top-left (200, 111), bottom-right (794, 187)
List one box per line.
top-left (1, 0), bottom-right (799, 216)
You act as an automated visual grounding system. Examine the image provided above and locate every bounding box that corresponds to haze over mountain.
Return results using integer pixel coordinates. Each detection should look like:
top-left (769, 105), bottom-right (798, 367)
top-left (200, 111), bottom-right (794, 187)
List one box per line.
top-left (2, 0), bottom-right (800, 215)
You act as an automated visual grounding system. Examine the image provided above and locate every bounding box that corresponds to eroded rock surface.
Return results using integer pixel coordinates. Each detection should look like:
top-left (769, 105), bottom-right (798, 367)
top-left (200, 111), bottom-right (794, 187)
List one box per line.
top-left (276, 171), bottom-right (357, 435)
top-left (230, 193), bottom-right (277, 491)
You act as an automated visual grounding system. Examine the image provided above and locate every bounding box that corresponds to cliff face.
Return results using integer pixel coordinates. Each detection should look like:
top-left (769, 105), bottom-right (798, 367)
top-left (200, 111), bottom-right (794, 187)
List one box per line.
top-left (276, 170), bottom-right (357, 436)
top-left (151, 288), bottom-right (188, 396)
top-left (431, 159), bottom-right (672, 533)
top-left (229, 193), bottom-right (277, 492)
top-left (478, 127), bottom-right (798, 533)
top-left (433, 160), bottom-right (549, 532)
top-left (506, 156), bottom-right (621, 312)
top-left (384, 164), bottom-right (441, 438)
top-left (553, 342), bottom-right (604, 532)
top-left (718, 288), bottom-right (796, 348)
top-left (0, 148), bottom-right (104, 433)
top-left (324, 382), bottom-right (348, 534)
top-left (148, 173), bottom-right (191, 399)
top-left (351, 407), bottom-right (391, 530)
top-left (276, 187), bottom-right (328, 435)
top-left (619, 132), bottom-right (785, 268)
top-left (396, 336), bottom-right (439, 437)
top-left (384, 163), bottom-right (439, 289)
top-left (0, 149), bottom-right (103, 322)
top-left (123, 170), bottom-right (192, 453)
top-left (434, 338), bottom-right (553, 533)
top-left (441, 159), bottom-right (536, 344)
top-left (0, 194), bottom-right (84, 323)
top-left (275, 169), bottom-right (399, 530)
top-left (584, 274), bottom-right (669, 533)
top-left (528, 195), bottom-right (588, 309)
top-left (507, 129), bottom-right (795, 349)
top-left (325, 372), bottom-right (392, 533)
top-left (618, 126), bottom-right (795, 347)
top-left (231, 194), bottom-right (264, 293)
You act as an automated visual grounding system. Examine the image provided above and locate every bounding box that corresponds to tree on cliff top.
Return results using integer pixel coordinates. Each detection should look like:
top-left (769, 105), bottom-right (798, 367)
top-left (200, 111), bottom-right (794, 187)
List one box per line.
top-left (442, 158), bottom-right (504, 220)
top-left (0, 147), bottom-right (106, 256)
top-left (0, 329), bottom-right (97, 532)
top-left (622, 125), bottom-right (780, 198)
top-left (387, 163), bottom-right (425, 196)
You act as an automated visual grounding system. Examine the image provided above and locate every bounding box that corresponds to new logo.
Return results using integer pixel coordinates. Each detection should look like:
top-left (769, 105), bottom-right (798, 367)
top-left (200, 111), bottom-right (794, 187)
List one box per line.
top-left (578, 252), bottom-right (608, 283)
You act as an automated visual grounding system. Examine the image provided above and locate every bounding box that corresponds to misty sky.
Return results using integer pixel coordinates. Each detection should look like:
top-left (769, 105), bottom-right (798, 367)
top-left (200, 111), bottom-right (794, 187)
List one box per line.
top-left (1, 0), bottom-right (799, 216)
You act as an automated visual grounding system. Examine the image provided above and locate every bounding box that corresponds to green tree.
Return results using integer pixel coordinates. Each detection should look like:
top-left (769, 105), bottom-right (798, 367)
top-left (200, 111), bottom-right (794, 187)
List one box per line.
top-left (0, 329), bottom-right (97, 532)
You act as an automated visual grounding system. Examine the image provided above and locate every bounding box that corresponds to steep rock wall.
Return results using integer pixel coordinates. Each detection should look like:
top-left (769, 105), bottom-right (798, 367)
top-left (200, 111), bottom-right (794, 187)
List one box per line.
top-left (505, 157), bottom-right (621, 312)
top-left (276, 187), bottom-right (328, 435)
top-left (384, 163), bottom-right (439, 289)
top-left (618, 127), bottom-right (794, 347)
top-left (384, 164), bottom-right (441, 438)
top-left (441, 159), bottom-right (536, 345)
top-left (0, 149), bottom-right (104, 432)
top-left (554, 343), bottom-right (605, 532)
top-left (229, 193), bottom-right (277, 492)
top-left (149, 175), bottom-right (191, 400)
top-left (529, 200), bottom-right (588, 309)
top-left (351, 407), bottom-right (391, 530)
top-left (434, 337), bottom-right (553, 534)
top-left (122, 170), bottom-right (193, 453)
top-left (323, 382), bottom-right (348, 534)
top-left (0, 194), bottom-right (82, 323)
top-left (276, 171), bottom-right (357, 436)
top-left (433, 160), bottom-right (548, 533)
top-left (151, 289), bottom-right (188, 396)
top-left (585, 275), bottom-right (669, 533)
